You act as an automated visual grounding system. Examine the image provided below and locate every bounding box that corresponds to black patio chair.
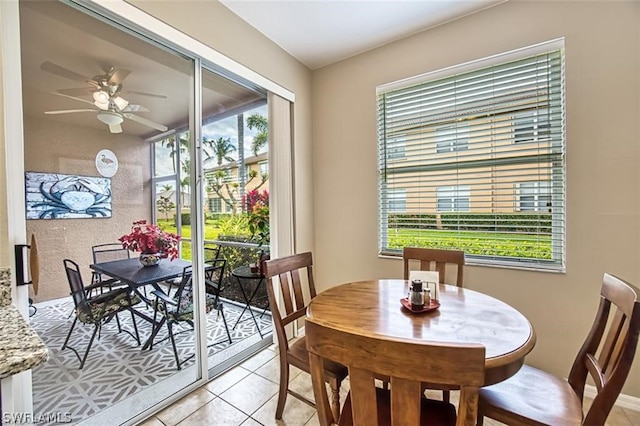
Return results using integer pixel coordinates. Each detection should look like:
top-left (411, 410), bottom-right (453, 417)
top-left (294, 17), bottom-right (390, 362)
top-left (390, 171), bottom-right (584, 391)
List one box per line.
top-left (91, 243), bottom-right (131, 292)
top-left (64, 243), bottom-right (132, 320)
top-left (150, 257), bottom-right (231, 370)
top-left (62, 259), bottom-right (141, 369)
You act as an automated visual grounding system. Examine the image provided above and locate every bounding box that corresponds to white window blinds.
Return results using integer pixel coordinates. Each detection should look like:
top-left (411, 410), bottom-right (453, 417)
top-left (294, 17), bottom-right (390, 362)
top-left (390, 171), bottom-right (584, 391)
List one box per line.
top-left (377, 40), bottom-right (565, 271)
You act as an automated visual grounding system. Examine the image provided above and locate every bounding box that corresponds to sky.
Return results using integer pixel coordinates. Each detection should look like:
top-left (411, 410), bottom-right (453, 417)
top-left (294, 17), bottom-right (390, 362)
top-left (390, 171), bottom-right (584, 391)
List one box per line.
top-left (154, 103), bottom-right (268, 177)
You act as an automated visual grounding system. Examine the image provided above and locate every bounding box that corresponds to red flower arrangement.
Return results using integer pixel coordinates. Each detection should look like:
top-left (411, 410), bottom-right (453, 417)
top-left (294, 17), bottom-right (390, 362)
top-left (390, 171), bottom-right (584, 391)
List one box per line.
top-left (119, 220), bottom-right (181, 260)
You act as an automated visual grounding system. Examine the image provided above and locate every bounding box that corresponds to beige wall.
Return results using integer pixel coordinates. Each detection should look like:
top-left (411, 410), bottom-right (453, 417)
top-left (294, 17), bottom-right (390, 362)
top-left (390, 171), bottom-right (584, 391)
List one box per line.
top-left (312, 0), bottom-right (640, 397)
top-left (129, 0), bottom-right (315, 254)
top-left (24, 116), bottom-right (150, 301)
top-left (2, 0), bottom-right (639, 405)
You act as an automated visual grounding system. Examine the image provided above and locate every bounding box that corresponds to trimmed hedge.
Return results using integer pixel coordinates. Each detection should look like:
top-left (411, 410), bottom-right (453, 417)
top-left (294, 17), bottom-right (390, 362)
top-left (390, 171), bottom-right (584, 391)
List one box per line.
top-left (387, 233), bottom-right (552, 259)
top-left (175, 213), bottom-right (191, 226)
top-left (388, 212), bottom-right (552, 234)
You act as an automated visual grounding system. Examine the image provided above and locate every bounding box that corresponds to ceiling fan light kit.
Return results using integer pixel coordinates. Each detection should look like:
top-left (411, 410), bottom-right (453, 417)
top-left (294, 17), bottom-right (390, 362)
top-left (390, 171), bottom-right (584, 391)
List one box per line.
top-left (92, 90), bottom-right (109, 104)
top-left (41, 60), bottom-right (167, 135)
top-left (97, 111), bottom-right (124, 126)
top-left (112, 96), bottom-right (129, 111)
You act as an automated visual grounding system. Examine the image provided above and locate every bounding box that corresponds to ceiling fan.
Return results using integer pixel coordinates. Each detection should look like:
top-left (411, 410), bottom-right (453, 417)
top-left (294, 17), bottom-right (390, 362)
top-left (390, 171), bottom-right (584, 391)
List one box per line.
top-left (41, 61), bottom-right (168, 134)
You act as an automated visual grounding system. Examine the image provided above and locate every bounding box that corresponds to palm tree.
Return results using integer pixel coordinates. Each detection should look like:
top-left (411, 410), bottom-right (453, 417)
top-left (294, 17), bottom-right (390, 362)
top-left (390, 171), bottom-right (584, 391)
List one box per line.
top-left (247, 114), bottom-right (268, 157)
top-left (205, 137), bottom-right (236, 166)
top-left (162, 134), bottom-right (189, 172)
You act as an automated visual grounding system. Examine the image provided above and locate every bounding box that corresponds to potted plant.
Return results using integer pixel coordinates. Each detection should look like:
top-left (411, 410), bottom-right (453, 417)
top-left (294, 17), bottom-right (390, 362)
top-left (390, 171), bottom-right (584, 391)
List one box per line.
top-left (119, 220), bottom-right (181, 266)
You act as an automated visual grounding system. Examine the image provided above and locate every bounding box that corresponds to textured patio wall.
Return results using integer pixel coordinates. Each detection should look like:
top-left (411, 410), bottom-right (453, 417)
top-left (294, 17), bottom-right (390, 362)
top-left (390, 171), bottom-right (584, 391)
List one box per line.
top-left (24, 115), bottom-right (150, 302)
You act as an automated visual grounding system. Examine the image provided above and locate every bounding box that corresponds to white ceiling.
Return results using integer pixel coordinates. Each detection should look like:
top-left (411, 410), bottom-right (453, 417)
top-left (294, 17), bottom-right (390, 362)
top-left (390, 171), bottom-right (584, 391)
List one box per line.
top-left (220, 0), bottom-right (506, 70)
top-left (20, 1), bottom-right (263, 138)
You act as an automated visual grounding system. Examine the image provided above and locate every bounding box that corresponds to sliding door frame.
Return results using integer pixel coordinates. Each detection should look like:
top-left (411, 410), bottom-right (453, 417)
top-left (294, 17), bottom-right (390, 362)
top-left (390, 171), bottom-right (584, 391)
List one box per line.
top-left (2, 0), bottom-right (295, 423)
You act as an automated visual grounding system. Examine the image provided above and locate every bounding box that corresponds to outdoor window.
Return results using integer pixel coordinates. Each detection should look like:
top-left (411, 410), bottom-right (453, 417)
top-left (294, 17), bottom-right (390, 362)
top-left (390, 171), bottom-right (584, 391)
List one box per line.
top-left (222, 169), bottom-right (233, 183)
top-left (388, 136), bottom-right (406, 159)
top-left (259, 161), bottom-right (268, 176)
top-left (436, 125), bottom-right (469, 153)
top-left (377, 39), bottom-right (565, 271)
top-left (209, 198), bottom-right (222, 213)
top-left (437, 186), bottom-right (470, 212)
top-left (387, 189), bottom-right (407, 213)
top-left (517, 182), bottom-right (551, 212)
top-left (514, 109), bottom-right (551, 144)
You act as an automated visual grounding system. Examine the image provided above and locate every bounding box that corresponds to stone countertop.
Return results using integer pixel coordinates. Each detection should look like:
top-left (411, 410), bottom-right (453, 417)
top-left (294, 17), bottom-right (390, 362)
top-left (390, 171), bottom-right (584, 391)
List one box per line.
top-left (0, 304), bottom-right (48, 380)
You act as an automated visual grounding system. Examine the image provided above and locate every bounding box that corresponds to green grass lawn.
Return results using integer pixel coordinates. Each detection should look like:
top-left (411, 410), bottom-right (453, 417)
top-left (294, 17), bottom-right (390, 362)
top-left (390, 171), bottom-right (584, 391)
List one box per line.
top-left (157, 219), bottom-right (221, 260)
top-left (388, 228), bottom-right (553, 259)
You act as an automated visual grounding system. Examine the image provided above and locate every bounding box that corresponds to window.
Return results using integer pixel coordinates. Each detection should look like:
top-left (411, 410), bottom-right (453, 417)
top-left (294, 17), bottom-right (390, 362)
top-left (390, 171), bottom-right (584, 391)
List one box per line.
top-left (517, 182), bottom-right (551, 212)
top-left (209, 198), bottom-right (222, 213)
top-left (514, 109), bottom-right (551, 144)
top-left (436, 125), bottom-right (469, 153)
top-left (222, 169), bottom-right (233, 183)
top-left (437, 186), bottom-right (470, 212)
top-left (377, 39), bottom-right (565, 271)
top-left (387, 189), bottom-right (406, 213)
top-left (388, 136), bottom-right (406, 160)
top-left (259, 162), bottom-right (268, 176)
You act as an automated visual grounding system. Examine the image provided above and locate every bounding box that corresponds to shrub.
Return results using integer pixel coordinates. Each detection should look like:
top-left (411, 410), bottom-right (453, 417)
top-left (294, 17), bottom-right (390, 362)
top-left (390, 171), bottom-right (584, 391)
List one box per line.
top-left (388, 212), bottom-right (552, 233)
top-left (175, 212), bottom-right (191, 226)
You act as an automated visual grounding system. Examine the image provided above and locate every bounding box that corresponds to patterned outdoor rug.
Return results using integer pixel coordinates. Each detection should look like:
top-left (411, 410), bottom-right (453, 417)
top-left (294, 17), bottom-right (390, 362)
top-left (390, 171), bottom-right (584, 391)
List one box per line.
top-left (30, 297), bottom-right (272, 423)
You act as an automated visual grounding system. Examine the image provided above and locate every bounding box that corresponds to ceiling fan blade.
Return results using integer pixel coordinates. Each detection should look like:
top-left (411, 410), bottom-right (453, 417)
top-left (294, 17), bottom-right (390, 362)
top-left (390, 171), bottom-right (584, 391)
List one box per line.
top-left (51, 91), bottom-right (95, 106)
top-left (123, 113), bottom-right (168, 131)
top-left (109, 123), bottom-right (123, 134)
top-left (97, 60), bottom-right (114, 75)
top-left (121, 89), bottom-right (167, 99)
top-left (108, 69), bottom-right (131, 86)
top-left (57, 87), bottom-right (93, 97)
top-left (41, 61), bottom-right (92, 83)
top-left (122, 104), bottom-right (150, 113)
top-left (45, 109), bottom-right (98, 115)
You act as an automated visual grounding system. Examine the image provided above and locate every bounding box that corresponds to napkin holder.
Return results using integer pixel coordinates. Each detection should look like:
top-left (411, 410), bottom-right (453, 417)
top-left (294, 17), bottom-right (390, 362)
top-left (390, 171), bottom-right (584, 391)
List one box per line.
top-left (408, 270), bottom-right (439, 300)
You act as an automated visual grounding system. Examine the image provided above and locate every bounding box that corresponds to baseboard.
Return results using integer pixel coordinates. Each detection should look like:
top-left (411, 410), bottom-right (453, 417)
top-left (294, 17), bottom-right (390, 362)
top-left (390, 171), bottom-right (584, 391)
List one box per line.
top-left (584, 384), bottom-right (640, 412)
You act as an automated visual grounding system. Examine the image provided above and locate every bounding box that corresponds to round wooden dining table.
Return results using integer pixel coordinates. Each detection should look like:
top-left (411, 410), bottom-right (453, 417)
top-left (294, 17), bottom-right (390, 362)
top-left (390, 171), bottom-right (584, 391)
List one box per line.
top-left (306, 279), bottom-right (536, 385)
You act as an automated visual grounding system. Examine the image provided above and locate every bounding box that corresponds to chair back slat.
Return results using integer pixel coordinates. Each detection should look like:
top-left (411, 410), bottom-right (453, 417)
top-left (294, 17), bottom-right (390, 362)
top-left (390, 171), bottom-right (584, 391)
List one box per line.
top-left (264, 252), bottom-right (316, 349)
top-left (350, 368), bottom-right (382, 426)
top-left (290, 268), bottom-right (306, 310)
top-left (171, 266), bottom-right (194, 315)
top-left (598, 309), bottom-right (626, 378)
top-left (568, 273), bottom-right (640, 425)
top-left (403, 247), bottom-right (465, 287)
top-left (63, 259), bottom-right (91, 318)
top-left (278, 272), bottom-right (295, 318)
top-left (92, 243), bottom-right (130, 263)
top-left (306, 320), bottom-right (485, 426)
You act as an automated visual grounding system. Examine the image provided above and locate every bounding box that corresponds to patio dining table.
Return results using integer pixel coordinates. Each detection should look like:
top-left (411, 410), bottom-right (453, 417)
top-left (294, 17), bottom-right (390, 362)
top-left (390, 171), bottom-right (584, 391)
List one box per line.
top-left (90, 257), bottom-right (191, 348)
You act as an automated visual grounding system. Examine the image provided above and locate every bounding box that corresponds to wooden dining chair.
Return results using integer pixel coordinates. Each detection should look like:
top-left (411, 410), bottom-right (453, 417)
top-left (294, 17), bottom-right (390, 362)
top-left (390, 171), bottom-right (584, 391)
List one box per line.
top-left (263, 252), bottom-right (348, 420)
top-left (478, 273), bottom-right (640, 426)
top-left (402, 246), bottom-right (466, 402)
top-left (403, 247), bottom-right (465, 287)
top-left (306, 319), bottom-right (485, 426)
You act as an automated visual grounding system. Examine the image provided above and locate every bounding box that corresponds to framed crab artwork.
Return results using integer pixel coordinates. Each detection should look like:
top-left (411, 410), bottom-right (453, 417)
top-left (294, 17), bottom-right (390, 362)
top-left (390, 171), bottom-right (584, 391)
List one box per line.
top-left (25, 172), bottom-right (112, 219)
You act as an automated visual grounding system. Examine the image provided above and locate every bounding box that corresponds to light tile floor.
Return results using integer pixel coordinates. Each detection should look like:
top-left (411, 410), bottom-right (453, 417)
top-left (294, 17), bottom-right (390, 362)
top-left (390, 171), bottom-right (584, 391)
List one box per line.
top-left (138, 345), bottom-right (640, 426)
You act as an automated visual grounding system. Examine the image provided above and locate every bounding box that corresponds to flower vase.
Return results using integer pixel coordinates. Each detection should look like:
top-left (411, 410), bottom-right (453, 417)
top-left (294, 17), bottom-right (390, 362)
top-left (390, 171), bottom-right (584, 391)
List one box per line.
top-left (139, 253), bottom-right (161, 267)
